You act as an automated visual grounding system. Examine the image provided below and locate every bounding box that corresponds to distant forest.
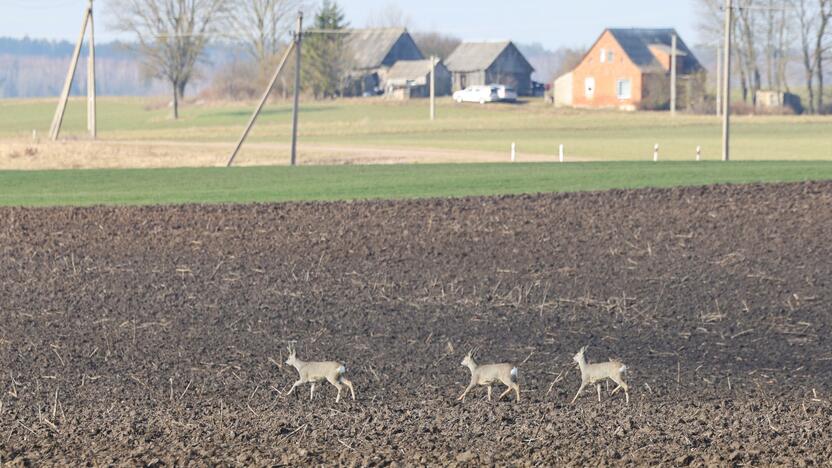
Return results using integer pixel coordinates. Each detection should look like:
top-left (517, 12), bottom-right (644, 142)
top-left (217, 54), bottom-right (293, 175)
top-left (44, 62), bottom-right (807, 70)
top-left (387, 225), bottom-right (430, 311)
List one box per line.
top-left (0, 37), bottom-right (237, 98)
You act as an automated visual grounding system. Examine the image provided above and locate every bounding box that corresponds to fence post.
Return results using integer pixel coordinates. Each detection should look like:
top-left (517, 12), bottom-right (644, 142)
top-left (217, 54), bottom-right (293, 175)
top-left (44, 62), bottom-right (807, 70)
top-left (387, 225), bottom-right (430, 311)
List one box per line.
top-left (653, 143), bottom-right (659, 162)
top-left (559, 144), bottom-right (564, 163)
top-left (511, 142), bottom-right (516, 162)
top-left (696, 145), bottom-right (701, 161)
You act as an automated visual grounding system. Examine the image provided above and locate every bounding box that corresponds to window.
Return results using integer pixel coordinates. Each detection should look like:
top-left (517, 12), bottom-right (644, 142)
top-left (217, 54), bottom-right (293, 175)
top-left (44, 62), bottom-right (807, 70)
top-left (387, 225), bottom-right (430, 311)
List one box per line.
top-left (607, 50), bottom-right (615, 62)
top-left (599, 48), bottom-right (606, 63)
top-left (616, 79), bottom-right (632, 99)
top-left (585, 77), bottom-right (595, 99)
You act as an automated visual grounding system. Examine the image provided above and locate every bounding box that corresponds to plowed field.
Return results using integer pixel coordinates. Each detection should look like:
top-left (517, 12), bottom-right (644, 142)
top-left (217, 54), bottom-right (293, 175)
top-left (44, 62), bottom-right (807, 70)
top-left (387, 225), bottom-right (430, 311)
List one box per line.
top-left (2, 182), bottom-right (831, 465)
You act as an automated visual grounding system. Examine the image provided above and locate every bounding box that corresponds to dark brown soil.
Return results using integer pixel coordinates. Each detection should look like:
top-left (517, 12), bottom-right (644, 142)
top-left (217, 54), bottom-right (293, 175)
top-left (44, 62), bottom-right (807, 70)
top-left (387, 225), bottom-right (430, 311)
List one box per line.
top-left (2, 182), bottom-right (831, 466)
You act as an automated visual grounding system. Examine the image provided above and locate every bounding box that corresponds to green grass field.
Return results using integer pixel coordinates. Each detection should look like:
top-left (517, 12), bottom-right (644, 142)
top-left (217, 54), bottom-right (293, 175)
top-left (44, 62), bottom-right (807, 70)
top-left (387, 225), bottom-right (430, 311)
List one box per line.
top-left (2, 161), bottom-right (831, 207)
top-left (1, 97), bottom-right (831, 161)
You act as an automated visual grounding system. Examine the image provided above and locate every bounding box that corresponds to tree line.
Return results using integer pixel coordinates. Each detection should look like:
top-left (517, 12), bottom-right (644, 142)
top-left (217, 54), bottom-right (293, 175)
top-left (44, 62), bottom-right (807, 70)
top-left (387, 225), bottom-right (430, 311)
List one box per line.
top-left (696, 0), bottom-right (832, 114)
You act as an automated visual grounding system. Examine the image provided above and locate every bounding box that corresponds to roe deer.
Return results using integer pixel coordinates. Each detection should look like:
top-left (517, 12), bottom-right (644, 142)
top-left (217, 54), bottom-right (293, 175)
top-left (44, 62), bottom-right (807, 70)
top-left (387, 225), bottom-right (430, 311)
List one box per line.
top-left (571, 346), bottom-right (629, 404)
top-left (284, 344), bottom-right (355, 402)
top-left (458, 349), bottom-right (520, 402)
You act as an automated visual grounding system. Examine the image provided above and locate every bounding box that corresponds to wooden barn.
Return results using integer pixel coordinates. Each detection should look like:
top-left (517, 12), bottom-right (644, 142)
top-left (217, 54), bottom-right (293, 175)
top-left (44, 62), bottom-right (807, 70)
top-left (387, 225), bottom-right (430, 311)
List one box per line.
top-left (444, 41), bottom-right (534, 96)
top-left (384, 59), bottom-right (452, 99)
top-left (344, 28), bottom-right (424, 96)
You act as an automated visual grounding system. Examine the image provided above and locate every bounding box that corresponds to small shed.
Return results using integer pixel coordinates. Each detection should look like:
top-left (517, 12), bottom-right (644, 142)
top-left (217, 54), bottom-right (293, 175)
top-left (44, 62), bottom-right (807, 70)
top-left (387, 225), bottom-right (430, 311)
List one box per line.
top-left (755, 90), bottom-right (803, 114)
top-left (445, 41), bottom-right (535, 96)
top-left (384, 59), bottom-right (452, 99)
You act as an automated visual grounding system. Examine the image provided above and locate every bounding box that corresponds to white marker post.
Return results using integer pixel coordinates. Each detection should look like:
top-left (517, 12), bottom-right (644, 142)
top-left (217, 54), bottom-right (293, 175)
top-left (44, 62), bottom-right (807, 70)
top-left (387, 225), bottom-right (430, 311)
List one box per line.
top-left (653, 143), bottom-right (659, 162)
top-left (559, 144), bottom-right (564, 163)
top-left (511, 142), bottom-right (516, 162)
top-left (696, 146), bottom-right (701, 161)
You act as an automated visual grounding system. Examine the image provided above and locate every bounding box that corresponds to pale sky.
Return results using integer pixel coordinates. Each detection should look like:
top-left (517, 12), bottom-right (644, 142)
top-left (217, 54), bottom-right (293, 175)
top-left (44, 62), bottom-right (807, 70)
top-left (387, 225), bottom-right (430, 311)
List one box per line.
top-left (0, 0), bottom-right (700, 50)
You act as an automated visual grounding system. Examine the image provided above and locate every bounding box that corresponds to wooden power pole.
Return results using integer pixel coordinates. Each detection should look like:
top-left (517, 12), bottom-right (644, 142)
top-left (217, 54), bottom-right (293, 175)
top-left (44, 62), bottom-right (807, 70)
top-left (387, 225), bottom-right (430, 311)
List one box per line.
top-left (50, 0), bottom-right (95, 141)
top-left (290, 12), bottom-right (303, 166)
top-left (226, 41), bottom-right (297, 167)
top-left (722, 0), bottom-right (733, 161)
top-left (87, 0), bottom-right (97, 139)
top-left (430, 56), bottom-right (436, 121)
top-left (670, 33), bottom-right (677, 116)
top-left (716, 44), bottom-right (721, 117)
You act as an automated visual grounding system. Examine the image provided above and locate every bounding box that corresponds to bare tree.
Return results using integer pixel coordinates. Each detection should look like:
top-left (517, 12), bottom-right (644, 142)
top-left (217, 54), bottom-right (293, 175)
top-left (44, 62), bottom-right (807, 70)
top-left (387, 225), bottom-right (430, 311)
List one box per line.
top-left (412, 32), bottom-right (461, 60)
top-left (814, 0), bottom-right (832, 112)
top-left (365, 2), bottom-right (411, 28)
top-left (228, 0), bottom-right (302, 78)
top-left (736, 1), bottom-right (763, 103)
top-left (793, 0), bottom-right (832, 113)
top-left (109, 0), bottom-right (229, 119)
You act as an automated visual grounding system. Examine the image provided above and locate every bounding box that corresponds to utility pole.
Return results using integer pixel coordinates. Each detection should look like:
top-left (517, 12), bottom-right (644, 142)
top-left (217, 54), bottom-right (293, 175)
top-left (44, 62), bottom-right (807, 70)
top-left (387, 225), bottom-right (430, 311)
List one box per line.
top-left (716, 43), bottom-right (721, 117)
top-left (722, 0), bottom-right (733, 161)
top-left (226, 41), bottom-right (297, 167)
top-left (290, 11), bottom-right (303, 166)
top-left (670, 33), bottom-right (677, 116)
top-left (87, 0), bottom-right (96, 139)
top-left (50, 1), bottom-right (93, 140)
top-left (429, 55), bottom-right (436, 121)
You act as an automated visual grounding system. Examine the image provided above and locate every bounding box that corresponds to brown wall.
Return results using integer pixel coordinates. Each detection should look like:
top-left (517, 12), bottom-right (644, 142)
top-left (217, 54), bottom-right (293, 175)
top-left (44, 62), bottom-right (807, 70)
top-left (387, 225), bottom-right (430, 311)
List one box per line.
top-left (571, 30), bottom-right (643, 109)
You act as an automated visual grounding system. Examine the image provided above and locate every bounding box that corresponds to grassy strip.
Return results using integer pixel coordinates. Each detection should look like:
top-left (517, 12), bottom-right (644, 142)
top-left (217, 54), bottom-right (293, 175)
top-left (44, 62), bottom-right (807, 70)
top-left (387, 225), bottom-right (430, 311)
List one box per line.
top-left (1, 161), bottom-right (831, 207)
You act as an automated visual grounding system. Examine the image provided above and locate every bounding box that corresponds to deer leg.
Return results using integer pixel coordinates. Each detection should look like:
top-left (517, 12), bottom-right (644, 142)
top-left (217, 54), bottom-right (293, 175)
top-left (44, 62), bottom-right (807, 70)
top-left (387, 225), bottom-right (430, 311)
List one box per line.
top-left (596, 384), bottom-right (602, 402)
top-left (513, 383), bottom-right (521, 402)
top-left (309, 383), bottom-right (315, 401)
top-left (457, 383), bottom-right (475, 402)
top-left (610, 376), bottom-right (627, 397)
top-left (287, 380), bottom-right (302, 396)
top-left (340, 378), bottom-right (356, 400)
top-left (487, 386), bottom-right (492, 401)
top-left (327, 376), bottom-right (343, 403)
top-left (571, 383), bottom-right (586, 404)
top-left (498, 386), bottom-right (513, 400)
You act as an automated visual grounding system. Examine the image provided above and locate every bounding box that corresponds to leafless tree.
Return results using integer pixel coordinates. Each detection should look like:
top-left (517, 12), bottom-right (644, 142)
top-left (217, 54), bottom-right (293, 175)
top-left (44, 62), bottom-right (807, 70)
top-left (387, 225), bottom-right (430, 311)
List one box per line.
top-left (793, 0), bottom-right (832, 113)
top-left (365, 2), bottom-right (411, 28)
top-left (227, 0), bottom-right (303, 78)
top-left (109, 0), bottom-right (229, 119)
top-left (413, 32), bottom-right (461, 60)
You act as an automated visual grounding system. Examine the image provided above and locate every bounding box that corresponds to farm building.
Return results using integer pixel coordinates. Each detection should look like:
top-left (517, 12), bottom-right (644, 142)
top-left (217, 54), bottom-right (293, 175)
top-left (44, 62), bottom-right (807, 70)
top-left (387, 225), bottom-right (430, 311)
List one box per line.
top-left (445, 41), bottom-right (535, 96)
top-left (384, 59), bottom-right (452, 99)
top-left (344, 28), bottom-right (424, 96)
top-left (554, 28), bottom-right (706, 110)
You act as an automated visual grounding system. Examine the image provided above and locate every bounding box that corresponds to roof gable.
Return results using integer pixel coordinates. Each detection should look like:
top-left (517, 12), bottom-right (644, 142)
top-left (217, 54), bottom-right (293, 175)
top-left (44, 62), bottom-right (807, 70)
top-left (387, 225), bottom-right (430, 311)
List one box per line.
top-left (347, 28), bottom-right (423, 69)
top-left (607, 28), bottom-right (703, 73)
top-left (445, 41), bottom-right (532, 72)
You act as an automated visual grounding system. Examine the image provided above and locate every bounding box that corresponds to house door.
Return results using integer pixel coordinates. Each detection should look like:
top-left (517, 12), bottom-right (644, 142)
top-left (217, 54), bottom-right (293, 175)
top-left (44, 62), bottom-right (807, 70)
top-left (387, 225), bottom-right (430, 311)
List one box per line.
top-left (460, 74), bottom-right (467, 90)
top-left (584, 77), bottom-right (595, 99)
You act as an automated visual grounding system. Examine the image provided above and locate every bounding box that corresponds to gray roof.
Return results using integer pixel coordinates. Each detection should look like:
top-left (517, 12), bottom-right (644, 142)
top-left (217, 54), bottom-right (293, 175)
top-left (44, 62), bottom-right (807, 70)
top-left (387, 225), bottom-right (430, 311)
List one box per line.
top-left (608, 28), bottom-right (702, 73)
top-left (346, 28), bottom-right (411, 69)
top-left (387, 59), bottom-right (433, 80)
top-left (445, 41), bottom-right (518, 72)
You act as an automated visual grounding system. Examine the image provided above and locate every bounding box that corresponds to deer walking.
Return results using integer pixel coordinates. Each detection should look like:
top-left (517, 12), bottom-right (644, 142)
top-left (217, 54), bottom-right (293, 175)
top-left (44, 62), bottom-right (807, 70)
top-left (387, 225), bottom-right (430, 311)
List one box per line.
top-left (571, 346), bottom-right (629, 404)
top-left (284, 344), bottom-right (355, 403)
top-left (457, 349), bottom-right (520, 402)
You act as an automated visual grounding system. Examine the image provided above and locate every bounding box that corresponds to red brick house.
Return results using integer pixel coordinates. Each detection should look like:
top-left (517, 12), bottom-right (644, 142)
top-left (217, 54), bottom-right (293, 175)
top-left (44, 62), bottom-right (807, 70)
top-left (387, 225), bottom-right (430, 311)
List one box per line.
top-left (554, 28), bottom-right (705, 111)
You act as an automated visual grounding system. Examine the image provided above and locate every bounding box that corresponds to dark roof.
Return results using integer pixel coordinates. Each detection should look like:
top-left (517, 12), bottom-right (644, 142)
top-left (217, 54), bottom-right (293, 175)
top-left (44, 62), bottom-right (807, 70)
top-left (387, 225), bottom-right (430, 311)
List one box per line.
top-left (346, 28), bottom-right (413, 69)
top-left (608, 28), bottom-right (702, 73)
top-left (445, 41), bottom-right (533, 73)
